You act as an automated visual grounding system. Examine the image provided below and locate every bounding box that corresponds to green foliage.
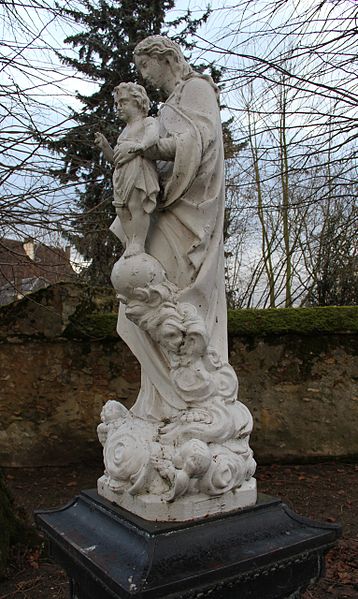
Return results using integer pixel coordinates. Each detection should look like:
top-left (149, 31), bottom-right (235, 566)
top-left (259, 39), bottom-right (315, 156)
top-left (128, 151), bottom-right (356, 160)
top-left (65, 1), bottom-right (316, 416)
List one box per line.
top-left (222, 117), bottom-right (248, 160)
top-left (228, 306), bottom-right (358, 337)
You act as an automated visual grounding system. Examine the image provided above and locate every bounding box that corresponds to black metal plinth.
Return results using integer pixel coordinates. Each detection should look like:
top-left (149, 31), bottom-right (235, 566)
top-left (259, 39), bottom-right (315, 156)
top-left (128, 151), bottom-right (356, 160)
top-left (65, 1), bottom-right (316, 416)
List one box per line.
top-left (35, 490), bottom-right (340, 599)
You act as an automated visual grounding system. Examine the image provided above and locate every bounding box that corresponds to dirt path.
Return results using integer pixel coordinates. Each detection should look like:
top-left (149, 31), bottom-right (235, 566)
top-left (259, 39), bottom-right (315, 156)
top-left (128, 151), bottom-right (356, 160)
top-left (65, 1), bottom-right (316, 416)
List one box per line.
top-left (1, 462), bottom-right (357, 598)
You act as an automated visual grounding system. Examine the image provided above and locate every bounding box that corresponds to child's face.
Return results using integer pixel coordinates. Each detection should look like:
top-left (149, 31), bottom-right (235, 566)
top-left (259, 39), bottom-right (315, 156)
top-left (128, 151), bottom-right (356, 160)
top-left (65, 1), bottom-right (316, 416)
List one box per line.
top-left (115, 91), bottom-right (141, 122)
top-left (102, 401), bottom-right (117, 422)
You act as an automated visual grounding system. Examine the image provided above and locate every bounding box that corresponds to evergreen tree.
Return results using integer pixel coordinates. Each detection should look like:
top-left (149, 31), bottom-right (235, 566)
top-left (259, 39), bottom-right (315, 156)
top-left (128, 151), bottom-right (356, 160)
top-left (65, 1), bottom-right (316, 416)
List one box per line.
top-left (49, 0), bottom-right (209, 284)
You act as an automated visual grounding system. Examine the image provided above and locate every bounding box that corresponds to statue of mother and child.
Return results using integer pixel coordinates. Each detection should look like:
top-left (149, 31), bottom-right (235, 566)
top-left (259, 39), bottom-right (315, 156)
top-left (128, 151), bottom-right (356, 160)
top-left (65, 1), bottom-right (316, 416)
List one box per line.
top-left (94, 35), bottom-right (256, 521)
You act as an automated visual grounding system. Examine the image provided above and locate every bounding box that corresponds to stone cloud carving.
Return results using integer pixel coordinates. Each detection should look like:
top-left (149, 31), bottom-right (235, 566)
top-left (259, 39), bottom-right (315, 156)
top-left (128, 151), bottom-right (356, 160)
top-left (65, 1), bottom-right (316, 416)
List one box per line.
top-left (96, 36), bottom-right (256, 521)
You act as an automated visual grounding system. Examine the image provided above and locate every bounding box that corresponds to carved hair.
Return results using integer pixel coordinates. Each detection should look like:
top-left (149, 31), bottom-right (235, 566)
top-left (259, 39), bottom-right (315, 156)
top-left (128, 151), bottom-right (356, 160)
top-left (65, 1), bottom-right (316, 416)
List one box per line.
top-left (134, 35), bottom-right (193, 79)
top-left (113, 82), bottom-right (150, 114)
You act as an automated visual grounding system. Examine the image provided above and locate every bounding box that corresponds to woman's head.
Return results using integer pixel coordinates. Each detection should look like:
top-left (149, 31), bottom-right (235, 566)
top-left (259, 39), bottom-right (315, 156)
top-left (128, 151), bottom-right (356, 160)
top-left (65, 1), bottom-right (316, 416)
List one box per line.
top-left (134, 35), bottom-right (192, 85)
top-left (113, 82), bottom-right (150, 116)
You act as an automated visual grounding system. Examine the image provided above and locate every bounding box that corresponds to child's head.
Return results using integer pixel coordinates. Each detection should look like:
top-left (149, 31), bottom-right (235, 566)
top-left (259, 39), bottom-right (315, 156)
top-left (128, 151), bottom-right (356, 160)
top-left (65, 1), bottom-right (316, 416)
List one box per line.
top-left (101, 400), bottom-right (123, 423)
top-left (113, 82), bottom-right (150, 117)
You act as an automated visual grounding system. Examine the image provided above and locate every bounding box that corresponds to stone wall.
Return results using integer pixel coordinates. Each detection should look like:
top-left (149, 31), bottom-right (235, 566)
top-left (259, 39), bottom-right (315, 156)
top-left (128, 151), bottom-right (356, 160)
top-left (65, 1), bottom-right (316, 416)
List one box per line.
top-left (0, 283), bottom-right (357, 466)
top-left (232, 333), bottom-right (357, 462)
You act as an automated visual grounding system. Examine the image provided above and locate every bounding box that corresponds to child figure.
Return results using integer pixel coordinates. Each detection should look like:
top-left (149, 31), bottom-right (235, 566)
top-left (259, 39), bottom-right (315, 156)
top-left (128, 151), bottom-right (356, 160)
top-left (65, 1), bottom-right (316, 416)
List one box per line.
top-left (95, 82), bottom-right (160, 257)
top-left (97, 400), bottom-right (127, 447)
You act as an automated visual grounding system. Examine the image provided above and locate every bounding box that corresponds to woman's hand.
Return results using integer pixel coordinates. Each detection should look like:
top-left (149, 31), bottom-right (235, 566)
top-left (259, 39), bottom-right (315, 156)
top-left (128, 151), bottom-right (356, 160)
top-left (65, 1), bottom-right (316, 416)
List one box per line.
top-left (113, 141), bottom-right (137, 167)
top-left (128, 143), bottom-right (144, 154)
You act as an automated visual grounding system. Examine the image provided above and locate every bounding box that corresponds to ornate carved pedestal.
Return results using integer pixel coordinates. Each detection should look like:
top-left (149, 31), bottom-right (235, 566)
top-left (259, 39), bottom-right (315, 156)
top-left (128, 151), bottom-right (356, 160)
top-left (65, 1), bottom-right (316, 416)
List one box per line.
top-left (35, 491), bottom-right (340, 599)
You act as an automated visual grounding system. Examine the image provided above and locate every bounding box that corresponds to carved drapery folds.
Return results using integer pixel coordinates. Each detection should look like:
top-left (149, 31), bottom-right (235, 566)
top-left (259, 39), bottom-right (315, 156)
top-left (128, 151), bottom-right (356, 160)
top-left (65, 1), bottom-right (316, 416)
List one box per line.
top-left (97, 35), bottom-right (256, 520)
top-left (97, 253), bottom-right (256, 517)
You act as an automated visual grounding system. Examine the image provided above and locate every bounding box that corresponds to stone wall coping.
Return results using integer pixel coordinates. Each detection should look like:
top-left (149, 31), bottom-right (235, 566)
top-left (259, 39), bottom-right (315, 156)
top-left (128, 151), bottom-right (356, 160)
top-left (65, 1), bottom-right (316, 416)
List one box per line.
top-left (0, 283), bottom-right (357, 341)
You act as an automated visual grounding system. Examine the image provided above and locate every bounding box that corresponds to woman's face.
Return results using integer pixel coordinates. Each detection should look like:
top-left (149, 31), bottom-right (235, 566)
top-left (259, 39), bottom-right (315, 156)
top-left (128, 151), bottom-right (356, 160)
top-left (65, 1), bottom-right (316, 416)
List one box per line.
top-left (136, 55), bottom-right (166, 89)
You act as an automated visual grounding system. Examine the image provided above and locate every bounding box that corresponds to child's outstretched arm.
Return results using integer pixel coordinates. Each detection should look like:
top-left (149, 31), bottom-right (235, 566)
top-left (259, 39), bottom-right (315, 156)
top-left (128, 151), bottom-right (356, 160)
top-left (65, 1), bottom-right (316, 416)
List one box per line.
top-left (95, 132), bottom-right (114, 163)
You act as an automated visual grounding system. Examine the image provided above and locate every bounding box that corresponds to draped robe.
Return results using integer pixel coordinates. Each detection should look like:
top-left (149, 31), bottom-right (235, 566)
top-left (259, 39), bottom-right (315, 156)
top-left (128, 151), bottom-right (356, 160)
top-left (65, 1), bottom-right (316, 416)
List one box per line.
top-left (111, 74), bottom-right (228, 421)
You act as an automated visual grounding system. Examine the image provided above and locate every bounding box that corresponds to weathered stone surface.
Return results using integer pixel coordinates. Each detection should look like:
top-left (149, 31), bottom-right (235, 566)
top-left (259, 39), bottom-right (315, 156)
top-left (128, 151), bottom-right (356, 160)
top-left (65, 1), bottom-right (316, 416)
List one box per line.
top-left (92, 36), bottom-right (257, 520)
top-left (0, 337), bottom-right (139, 466)
top-left (231, 334), bottom-right (358, 462)
top-left (0, 284), bottom-right (357, 466)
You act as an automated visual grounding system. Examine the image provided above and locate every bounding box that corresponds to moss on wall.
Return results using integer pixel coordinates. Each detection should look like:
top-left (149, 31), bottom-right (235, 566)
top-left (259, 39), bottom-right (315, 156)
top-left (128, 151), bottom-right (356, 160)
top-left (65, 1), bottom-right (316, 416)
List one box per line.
top-left (1, 283), bottom-right (356, 340)
top-left (0, 285), bottom-right (357, 465)
top-left (65, 312), bottom-right (119, 339)
top-left (228, 306), bottom-right (358, 337)
top-left (65, 306), bottom-right (358, 340)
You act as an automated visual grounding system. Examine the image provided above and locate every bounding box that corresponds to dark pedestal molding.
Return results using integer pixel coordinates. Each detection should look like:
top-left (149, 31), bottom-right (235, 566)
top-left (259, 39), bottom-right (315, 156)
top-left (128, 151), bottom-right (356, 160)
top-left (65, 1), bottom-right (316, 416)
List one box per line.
top-left (35, 490), bottom-right (340, 599)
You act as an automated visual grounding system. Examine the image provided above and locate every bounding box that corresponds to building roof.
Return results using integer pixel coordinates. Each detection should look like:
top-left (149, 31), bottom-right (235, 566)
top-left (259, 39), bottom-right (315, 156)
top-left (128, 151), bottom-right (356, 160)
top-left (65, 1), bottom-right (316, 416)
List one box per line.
top-left (0, 238), bottom-right (75, 300)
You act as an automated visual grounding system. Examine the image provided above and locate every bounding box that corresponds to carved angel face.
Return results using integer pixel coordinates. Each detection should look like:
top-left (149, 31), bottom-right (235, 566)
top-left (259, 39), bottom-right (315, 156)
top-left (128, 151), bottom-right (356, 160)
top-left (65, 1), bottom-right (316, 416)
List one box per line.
top-left (101, 400), bottom-right (123, 423)
top-left (175, 439), bottom-right (211, 477)
top-left (181, 332), bottom-right (207, 358)
top-left (158, 320), bottom-right (184, 353)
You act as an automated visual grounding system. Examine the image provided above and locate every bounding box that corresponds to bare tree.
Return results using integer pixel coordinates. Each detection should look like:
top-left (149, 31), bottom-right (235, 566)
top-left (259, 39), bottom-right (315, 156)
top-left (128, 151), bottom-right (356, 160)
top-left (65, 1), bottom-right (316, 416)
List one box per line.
top-left (207, 0), bottom-right (358, 306)
top-left (2, 0), bottom-right (356, 307)
top-left (0, 1), bottom-right (83, 244)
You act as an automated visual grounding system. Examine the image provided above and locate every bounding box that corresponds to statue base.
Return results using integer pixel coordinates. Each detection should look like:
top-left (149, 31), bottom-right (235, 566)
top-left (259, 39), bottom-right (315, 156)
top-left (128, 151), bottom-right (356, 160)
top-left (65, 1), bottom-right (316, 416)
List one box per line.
top-left (98, 475), bottom-right (257, 521)
top-left (35, 490), bottom-right (340, 599)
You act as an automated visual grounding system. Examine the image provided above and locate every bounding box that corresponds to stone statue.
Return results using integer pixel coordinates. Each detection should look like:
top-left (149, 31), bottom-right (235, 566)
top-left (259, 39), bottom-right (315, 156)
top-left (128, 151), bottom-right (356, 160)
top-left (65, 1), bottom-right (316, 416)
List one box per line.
top-left (96, 35), bottom-right (256, 521)
top-left (95, 82), bottom-right (159, 257)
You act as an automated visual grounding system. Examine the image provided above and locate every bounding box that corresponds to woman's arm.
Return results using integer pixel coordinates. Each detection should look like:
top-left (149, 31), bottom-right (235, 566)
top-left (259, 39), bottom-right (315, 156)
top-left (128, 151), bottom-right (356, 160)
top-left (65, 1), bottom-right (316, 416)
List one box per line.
top-left (143, 137), bottom-right (176, 161)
